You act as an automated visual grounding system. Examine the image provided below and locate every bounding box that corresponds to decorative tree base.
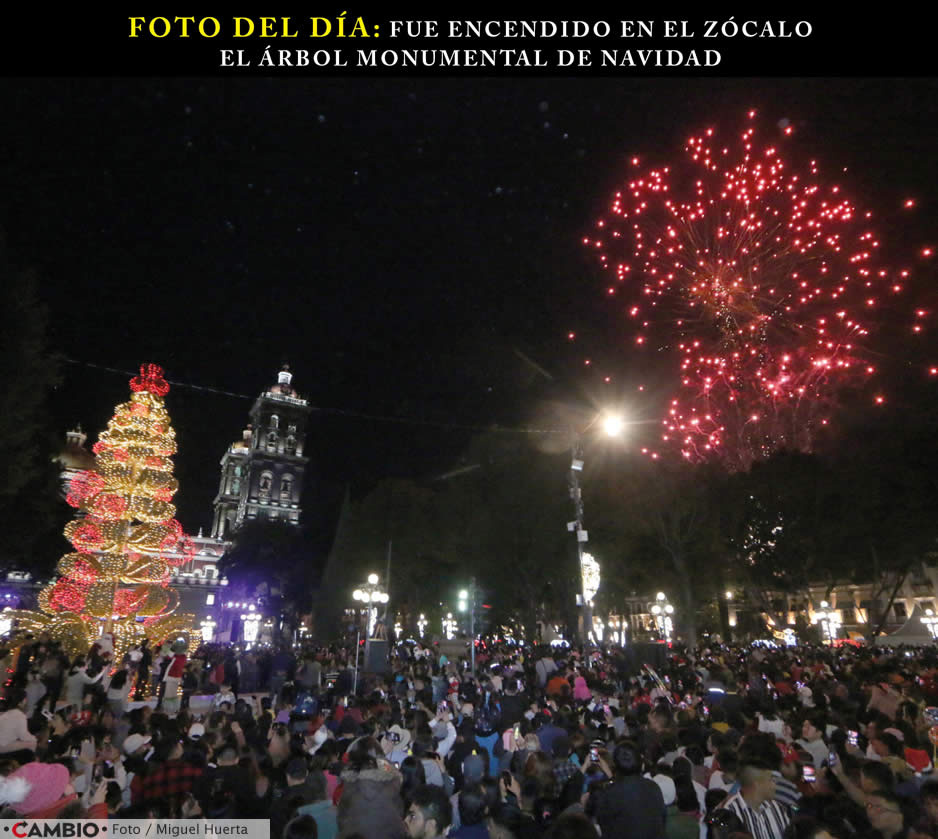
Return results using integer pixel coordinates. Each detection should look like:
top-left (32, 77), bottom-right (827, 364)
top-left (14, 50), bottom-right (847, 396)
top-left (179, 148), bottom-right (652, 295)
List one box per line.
top-left (8, 609), bottom-right (198, 662)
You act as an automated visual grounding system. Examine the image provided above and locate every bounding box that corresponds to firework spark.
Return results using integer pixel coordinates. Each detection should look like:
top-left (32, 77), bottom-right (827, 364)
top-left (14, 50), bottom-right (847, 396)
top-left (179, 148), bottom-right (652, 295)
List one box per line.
top-left (584, 112), bottom-right (930, 470)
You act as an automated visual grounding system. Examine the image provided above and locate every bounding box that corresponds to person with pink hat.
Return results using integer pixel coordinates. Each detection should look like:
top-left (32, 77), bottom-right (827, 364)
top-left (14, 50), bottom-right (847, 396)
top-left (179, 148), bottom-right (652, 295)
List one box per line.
top-left (7, 762), bottom-right (108, 819)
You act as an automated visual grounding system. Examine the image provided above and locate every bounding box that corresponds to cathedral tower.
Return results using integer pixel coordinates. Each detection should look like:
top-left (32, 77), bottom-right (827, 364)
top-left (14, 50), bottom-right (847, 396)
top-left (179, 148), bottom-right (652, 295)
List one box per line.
top-left (211, 365), bottom-right (311, 538)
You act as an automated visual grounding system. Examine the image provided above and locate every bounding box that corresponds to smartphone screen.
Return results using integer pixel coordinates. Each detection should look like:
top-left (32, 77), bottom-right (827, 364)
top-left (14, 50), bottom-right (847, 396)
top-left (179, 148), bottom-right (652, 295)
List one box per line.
top-left (828, 749), bottom-right (838, 767)
top-left (803, 766), bottom-right (816, 783)
top-left (847, 730), bottom-right (858, 747)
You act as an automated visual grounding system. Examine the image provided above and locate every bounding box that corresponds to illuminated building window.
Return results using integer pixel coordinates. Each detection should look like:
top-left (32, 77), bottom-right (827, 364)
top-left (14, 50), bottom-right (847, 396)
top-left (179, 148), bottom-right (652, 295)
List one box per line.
top-left (206, 593), bottom-right (215, 605)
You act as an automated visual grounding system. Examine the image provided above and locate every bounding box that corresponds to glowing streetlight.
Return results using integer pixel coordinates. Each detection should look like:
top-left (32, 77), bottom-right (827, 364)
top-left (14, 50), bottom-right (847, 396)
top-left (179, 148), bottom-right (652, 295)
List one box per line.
top-left (602, 414), bottom-right (625, 437)
top-left (922, 609), bottom-right (938, 640)
top-left (569, 410), bottom-right (626, 643)
top-left (814, 601), bottom-right (841, 644)
top-left (351, 572), bottom-right (389, 694)
top-left (650, 592), bottom-right (674, 643)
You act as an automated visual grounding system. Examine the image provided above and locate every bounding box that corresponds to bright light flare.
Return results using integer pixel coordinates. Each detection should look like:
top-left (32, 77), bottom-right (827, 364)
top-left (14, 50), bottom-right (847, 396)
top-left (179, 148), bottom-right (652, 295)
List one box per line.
top-left (602, 415), bottom-right (625, 437)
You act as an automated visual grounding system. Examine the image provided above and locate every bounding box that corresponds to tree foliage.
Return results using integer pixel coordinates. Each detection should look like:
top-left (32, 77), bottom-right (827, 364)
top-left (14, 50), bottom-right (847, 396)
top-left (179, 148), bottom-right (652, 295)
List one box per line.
top-left (0, 248), bottom-right (62, 574)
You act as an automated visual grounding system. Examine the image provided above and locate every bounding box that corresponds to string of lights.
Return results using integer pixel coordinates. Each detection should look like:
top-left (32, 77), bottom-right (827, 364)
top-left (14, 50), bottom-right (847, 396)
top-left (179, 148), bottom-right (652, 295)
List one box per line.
top-left (62, 357), bottom-right (568, 435)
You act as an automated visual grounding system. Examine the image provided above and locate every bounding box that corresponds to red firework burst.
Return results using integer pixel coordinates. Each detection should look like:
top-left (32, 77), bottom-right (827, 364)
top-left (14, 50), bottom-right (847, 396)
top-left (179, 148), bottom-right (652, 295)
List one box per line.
top-left (584, 112), bottom-right (931, 470)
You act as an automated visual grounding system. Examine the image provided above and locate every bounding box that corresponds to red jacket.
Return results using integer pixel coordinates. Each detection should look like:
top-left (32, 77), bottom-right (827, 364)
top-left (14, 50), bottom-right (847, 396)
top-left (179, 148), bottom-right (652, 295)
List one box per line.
top-left (166, 654), bottom-right (187, 679)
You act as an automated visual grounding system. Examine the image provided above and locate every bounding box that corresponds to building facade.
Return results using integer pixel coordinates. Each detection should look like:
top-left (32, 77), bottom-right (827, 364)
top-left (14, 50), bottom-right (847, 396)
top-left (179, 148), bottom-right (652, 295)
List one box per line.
top-left (211, 365), bottom-right (311, 539)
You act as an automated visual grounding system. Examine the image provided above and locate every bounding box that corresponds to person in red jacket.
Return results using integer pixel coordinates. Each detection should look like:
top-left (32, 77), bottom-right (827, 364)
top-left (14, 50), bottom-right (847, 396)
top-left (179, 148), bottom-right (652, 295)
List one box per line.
top-left (159, 642), bottom-right (188, 713)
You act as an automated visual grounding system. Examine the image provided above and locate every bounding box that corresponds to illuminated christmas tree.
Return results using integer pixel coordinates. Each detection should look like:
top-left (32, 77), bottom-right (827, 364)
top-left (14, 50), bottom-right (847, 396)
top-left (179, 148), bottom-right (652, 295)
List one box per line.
top-left (11, 364), bottom-right (196, 660)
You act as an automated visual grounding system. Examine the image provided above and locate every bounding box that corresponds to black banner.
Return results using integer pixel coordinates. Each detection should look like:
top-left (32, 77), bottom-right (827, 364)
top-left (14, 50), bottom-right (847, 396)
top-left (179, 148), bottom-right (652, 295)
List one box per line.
top-left (0, 10), bottom-right (930, 77)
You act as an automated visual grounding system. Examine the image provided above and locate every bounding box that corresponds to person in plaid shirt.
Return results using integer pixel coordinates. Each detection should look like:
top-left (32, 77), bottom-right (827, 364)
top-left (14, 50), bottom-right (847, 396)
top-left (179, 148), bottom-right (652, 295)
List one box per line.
top-left (130, 737), bottom-right (203, 807)
top-left (552, 736), bottom-right (580, 788)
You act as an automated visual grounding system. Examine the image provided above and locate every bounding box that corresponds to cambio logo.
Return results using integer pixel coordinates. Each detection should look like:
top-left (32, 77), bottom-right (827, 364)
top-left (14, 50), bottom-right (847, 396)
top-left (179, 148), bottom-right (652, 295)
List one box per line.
top-left (11, 823), bottom-right (104, 837)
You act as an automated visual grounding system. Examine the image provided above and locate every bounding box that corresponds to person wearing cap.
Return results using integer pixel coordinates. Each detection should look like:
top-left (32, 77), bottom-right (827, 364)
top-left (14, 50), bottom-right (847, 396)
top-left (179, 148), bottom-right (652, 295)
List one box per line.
top-left (119, 732), bottom-right (153, 808)
top-left (382, 724), bottom-right (413, 766)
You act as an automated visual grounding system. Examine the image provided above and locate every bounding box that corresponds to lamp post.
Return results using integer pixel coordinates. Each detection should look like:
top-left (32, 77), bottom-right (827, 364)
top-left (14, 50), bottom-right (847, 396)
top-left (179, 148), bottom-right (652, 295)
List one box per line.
top-left (442, 612), bottom-right (457, 640)
top-left (569, 413), bottom-right (623, 643)
top-left (241, 605), bottom-right (261, 648)
top-left (199, 618), bottom-right (216, 643)
top-left (649, 592), bottom-right (675, 643)
top-left (351, 573), bottom-right (389, 693)
top-left (814, 601), bottom-right (841, 644)
top-left (922, 609), bottom-right (938, 640)
top-left (458, 581), bottom-right (478, 676)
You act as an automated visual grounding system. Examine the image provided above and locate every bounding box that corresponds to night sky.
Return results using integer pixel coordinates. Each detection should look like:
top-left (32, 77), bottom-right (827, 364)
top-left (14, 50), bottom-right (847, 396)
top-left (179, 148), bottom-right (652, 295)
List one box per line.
top-left (3, 77), bottom-right (937, 535)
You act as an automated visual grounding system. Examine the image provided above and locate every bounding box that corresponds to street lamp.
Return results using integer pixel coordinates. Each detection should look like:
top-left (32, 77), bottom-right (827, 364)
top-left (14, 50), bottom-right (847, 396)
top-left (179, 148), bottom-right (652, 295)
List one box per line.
top-left (241, 606), bottom-right (261, 647)
top-left (457, 582), bottom-right (479, 675)
top-left (442, 612), bottom-right (457, 639)
top-left (352, 574), bottom-right (389, 638)
top-left (199, 618), bottom-right (216, 643)
top-left (351, 572), bottom-right (389, 693)
top-left (650, 592), bottom-right (675, 643)
top-left (814, 601), bottom-right (841, 644)
top-left (922, 609), bottom-right (938, 640)
top-left (569, 412), bottom-right (623, 643)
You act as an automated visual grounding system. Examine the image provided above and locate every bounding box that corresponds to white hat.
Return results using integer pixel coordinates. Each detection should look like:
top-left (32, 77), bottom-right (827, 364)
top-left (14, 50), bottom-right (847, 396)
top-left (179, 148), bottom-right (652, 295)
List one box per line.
top-left (0, 776), bottom-right (30, 806)
top-left (188, 723), bottom-right (206, 739)
top-left (124, 733), bottom-right (152, 755)
top-left (385, 724), bottom-right (412, 751)
top-left (307, 726), bottom-right (330, 755)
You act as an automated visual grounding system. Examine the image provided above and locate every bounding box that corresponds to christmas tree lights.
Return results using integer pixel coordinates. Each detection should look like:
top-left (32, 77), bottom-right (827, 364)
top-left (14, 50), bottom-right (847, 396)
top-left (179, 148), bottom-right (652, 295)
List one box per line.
top-left (11, 364), bottom-right (196, 660)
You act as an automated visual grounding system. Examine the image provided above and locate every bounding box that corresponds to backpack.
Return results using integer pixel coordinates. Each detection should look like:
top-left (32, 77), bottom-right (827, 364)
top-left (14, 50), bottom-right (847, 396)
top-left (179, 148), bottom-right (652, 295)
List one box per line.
top-left (475, 694), bottom-right (501, 737)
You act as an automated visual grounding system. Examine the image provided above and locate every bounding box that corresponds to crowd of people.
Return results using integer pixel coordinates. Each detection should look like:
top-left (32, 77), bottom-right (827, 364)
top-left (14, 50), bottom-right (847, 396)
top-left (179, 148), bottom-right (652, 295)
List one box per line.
top-left (1, 632), bottom-right (938, 839)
